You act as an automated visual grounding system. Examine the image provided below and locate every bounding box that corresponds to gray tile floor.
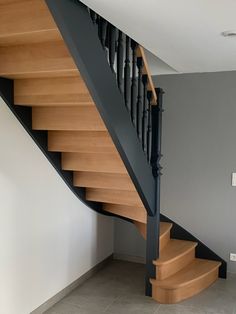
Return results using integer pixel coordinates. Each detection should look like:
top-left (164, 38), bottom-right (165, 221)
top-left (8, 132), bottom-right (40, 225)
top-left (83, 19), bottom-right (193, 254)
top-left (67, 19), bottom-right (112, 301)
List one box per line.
top-left (45, 260), bottom-right (236, 314)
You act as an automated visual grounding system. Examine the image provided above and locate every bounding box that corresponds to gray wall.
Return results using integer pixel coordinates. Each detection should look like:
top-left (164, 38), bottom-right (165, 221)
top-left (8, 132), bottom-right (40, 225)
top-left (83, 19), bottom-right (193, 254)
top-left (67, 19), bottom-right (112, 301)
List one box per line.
top-left (114, 71), bottom-right (236, 273)
top-left (114, 219), bottom-right (146, 263)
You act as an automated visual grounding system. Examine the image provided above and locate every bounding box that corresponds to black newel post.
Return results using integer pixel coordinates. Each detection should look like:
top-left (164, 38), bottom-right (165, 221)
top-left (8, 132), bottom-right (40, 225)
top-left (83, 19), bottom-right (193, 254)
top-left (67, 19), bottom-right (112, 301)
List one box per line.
top-left (145, 88), bottom-right (164, 297)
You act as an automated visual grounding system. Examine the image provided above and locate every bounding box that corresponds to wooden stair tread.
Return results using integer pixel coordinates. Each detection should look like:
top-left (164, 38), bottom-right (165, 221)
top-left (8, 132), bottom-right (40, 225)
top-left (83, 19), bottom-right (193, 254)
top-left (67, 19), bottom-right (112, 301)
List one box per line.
top-left (0, 40), bottom-right (77, 79)
top-left (74, 172), bottom-right (135, 190)
top-left (154, 239), bottom-right (197, 266)
top-left (32, 106), bottom-right (106, 131)
top-left (48, 131), bottom-right (115, 153)
top-left (62, 152), bottom-right (126, 174)
top-left (151, 259), bottom-right (221, 289)
top-left (104, 204), bottom-right (146, 223)
top-left (0, 0), bottom-right (59, 46)
top-left (86, 188), bottom-right (143, 207)
top-left (14, 76), bottom-right (93, 106)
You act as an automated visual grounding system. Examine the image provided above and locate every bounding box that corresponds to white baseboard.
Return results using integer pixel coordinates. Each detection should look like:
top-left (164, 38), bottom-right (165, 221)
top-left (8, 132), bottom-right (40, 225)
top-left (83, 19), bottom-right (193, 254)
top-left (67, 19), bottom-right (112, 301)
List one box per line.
top-left (31, 254), bottom-right (113, 314)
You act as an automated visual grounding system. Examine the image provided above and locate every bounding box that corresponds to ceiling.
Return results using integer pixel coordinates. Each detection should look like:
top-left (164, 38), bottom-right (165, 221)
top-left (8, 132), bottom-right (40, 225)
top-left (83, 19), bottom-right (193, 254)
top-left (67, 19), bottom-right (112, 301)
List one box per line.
top-left (80, 0), bottom-right (236, 75)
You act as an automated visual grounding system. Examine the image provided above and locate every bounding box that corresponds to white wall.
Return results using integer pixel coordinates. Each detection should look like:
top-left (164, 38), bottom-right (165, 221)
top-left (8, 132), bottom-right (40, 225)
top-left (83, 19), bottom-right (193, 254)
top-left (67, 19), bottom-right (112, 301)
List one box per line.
top-left (0, 99), bottom-right (114, 314)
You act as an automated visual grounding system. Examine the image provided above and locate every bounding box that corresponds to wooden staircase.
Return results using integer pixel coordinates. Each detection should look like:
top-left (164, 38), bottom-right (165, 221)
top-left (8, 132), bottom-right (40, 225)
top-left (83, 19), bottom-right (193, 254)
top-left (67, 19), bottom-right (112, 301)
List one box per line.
top-left (0, 0), bottom-right (224, 304)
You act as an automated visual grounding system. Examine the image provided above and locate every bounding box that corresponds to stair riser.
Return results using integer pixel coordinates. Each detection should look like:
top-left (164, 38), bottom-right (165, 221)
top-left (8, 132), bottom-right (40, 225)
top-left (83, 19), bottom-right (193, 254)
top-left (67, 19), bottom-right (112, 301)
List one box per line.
top-left (104, 204), bottom-right (146, 223)
top-left (86, 189), bottom-right (143, 207)
top-left (156, 249), bottom-right (195, 281)
top-left (62, 153), bottom-right (126, 174)
top-left (160, 230), bottom-right (171, 251)
top-left (0, 0), bottom-right (58, 46)
top-left (0, 41), bottom-right (76, 79)
top-left (32, 107), bottom-right (106, 131)
top-left (48, 131), bottom-right (115, 154)
top-left (74, 172), bottom-right (135, 191)
top-left (14, 77), bottom-right (93, 106)
top-left (87, 197), bottom-right (142, 207)
top-left (152, 268), bottom-right (219, 304)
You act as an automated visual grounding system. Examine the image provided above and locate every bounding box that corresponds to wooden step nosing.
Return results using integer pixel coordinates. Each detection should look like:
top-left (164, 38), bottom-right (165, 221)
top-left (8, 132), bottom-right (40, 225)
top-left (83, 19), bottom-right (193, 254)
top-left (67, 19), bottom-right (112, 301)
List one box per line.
top-left (16, 102), bottom-right (95, 106)
top-left (153, 242), bottom-right (198, 266)
top-left (150, 261), bottom-right (221, 290)
top-left (0, 28), bottom-right (58, 39)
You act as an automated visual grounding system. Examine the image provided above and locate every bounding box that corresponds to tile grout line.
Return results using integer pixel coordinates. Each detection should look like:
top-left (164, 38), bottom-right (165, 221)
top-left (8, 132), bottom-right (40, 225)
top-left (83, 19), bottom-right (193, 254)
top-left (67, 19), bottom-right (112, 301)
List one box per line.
top-left (103, 294), bottom-right (124, 313)
top-left (153, 303), bottom-right (161, 314)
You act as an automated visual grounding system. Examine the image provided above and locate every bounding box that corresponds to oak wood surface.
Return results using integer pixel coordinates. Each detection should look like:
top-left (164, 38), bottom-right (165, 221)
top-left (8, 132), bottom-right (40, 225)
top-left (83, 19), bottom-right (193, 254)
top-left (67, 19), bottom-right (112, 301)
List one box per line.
top-left (136, 45), bottom-right (157, 105)
top-left (0, 41), bottom-right (77, 78)
top-left (151, 259), bottom-right (221, 303)
top-left (86, 188), bottom-right (143, 207)
top-left (0, 0), bottom-right (59, 46)
top-left (154, 240), bottom-right (197, 280)
top-left (74, 172), bottom-right (135, 191)
top-left (104, 204), bottom-right (146, 223)
top-left (14, 76), bottom-right (93, 106)
top-left (62, 152), bottom-right (126, 174)
top-left (48, 131), bottom-right (114, 153)
top-left (32, 106), bottom-right (106, 131)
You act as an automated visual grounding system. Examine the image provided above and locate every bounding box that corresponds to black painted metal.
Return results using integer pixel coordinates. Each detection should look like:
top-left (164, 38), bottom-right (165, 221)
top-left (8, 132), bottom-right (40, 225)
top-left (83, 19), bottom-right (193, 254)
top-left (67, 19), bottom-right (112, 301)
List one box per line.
top-left (98, 17), bottom-right (107, 50)
top-left (160, 214), bottom-right (227, 278)
top-left (146, 201), bottom-right (160, 296)
top-left (108, 24), bottom-right (116, 73)
top-left (117, 30), bottom-right (124, 92)
top-left (124, 36), bottom-right (131, 111)
top-left (46, 0), bottom-right (156, 216)
top-left (130, 40), bottom-right (137, 124)
top-left (145, 89), bottom-right (162, 296)
top-left (142, 74), bottom-right (148, 152)
top-left (151, 89), bottom-right (163, 177)
top-left (147, 91), bottom-right (152, 162)
top-left (90, 10), bottom-right (97, 24)
top-left (136, 57), bottom-right (143, 139)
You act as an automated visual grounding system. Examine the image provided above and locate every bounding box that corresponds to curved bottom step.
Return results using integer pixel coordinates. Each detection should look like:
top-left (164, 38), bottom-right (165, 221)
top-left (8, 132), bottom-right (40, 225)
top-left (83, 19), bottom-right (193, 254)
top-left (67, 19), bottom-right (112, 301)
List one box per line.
top-left (151, 259), bottom-right (221, 304)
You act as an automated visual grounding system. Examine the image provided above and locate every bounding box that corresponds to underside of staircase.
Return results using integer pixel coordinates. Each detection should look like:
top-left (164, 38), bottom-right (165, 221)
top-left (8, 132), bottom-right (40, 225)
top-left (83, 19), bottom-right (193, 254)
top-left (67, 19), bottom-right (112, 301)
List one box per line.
top-left (0, 0), bottom-right (226, 304)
